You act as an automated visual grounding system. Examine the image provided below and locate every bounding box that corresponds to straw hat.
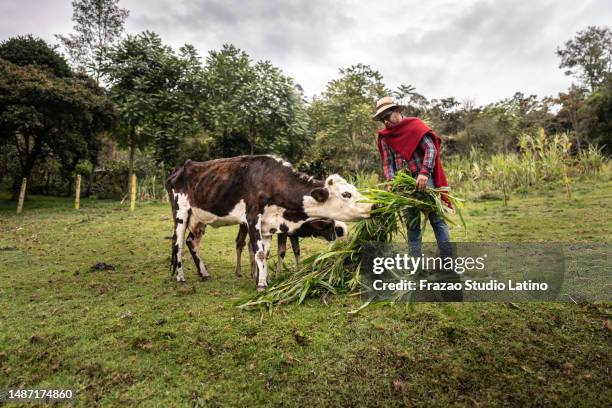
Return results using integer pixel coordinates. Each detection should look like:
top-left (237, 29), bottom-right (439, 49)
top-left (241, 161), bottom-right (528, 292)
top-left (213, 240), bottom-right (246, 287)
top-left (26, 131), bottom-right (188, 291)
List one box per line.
top-left (372, 96), bottom-right (402, 120)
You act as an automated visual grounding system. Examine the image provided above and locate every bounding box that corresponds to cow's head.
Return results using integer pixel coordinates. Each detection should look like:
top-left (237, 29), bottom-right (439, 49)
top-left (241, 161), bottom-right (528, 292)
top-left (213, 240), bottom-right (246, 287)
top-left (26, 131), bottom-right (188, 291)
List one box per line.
top-left (306, 219), bottom-right (349, 241)
top-left (303, 175), bottom-right (372, 221)
top-left (334, 221), bottom-right (348, 240)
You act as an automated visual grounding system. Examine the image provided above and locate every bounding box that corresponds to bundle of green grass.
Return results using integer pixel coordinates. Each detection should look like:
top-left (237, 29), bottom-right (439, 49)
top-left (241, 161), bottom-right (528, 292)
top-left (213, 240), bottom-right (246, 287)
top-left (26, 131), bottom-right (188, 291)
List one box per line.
top-left (238, 171), bottom-right (465, 309)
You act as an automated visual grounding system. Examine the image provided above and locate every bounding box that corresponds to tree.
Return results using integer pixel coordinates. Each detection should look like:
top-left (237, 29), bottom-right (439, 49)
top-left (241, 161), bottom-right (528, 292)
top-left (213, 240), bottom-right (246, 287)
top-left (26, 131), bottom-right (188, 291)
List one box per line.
top-left (101, 31), bottom-right (202, 189)
top-left (0, 38), bottom-right (114, 199)
top-left (557, 26), bottom-right (612, 92)
top-left (458, 99), bottom-right (479, 150)
top-left (586, 77), bottom-right (612, 154)
top-left (483, 102), bottom-right (520, 155)
top-left (0, 35), bottom-right (71, 77)
top-left (236, 60), bottom-right (310, 159)
top-left (201, 44), bottom-right (255, 157)
top-left (429, 97), bottom-right (461, 135)
top-left (199, 45), bottom-right (310, 161)
top-left (56, 0), bottom-right (129, 84)
top-left (555, 85), bottom-right (591, 150)
top-left (308, 64), bottom-right (388, 175)
top-left (393, 84), bottom-right (428, 117)
top-left (147, 44), bottom-right (205, 167)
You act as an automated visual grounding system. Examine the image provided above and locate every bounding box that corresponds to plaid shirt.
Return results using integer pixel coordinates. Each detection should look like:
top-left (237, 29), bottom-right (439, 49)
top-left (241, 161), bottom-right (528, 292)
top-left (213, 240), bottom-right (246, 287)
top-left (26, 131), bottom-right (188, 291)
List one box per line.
top-left (380, 134), bottom-right (437, 181)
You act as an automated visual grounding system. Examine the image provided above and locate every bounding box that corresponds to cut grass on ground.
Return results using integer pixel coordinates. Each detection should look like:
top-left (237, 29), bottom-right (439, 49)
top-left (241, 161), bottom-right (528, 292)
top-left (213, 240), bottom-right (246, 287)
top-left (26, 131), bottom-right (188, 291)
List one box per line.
top-left (0, 180), bottom-right (611, 407)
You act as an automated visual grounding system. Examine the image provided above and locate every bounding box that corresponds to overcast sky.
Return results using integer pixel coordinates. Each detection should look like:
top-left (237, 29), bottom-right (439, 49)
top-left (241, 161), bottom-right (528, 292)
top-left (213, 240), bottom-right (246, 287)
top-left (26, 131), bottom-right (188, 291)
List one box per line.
top-left (1, 0), bottom-right (611, 105)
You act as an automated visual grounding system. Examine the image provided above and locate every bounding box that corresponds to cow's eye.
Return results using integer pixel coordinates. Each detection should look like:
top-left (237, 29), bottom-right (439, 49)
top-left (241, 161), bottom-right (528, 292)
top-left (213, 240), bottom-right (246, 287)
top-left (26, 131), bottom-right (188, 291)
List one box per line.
top-left (341, 192), bottom-right (352, 199)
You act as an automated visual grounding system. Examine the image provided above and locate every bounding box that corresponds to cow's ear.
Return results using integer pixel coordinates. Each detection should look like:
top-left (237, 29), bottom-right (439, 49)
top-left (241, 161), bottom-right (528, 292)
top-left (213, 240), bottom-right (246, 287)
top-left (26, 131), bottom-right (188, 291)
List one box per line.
top-left (310, 187), bottom-right (329, 202)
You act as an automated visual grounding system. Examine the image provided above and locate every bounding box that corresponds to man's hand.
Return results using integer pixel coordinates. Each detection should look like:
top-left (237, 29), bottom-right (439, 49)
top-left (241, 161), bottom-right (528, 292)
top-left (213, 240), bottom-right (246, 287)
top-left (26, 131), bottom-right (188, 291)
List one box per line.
top-left (386, 183), bottom-right (393, 192)
top-left (416, 174), bottom-right (428, 191)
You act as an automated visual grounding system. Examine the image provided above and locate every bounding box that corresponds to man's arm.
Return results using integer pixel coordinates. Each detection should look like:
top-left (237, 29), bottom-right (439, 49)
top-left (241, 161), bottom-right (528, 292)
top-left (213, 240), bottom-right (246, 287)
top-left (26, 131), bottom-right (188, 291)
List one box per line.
top-left (419, 134), bottom-right (437, 176)
top-left (416, 134), bottom-right (437, 190)
top-left (380, 139), bottom-right (397, 181)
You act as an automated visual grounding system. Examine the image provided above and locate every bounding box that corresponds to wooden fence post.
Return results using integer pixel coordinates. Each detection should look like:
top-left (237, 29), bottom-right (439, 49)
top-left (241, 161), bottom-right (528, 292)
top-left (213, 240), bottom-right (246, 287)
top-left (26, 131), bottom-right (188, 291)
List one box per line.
top-left (16, 178), bottom-right (27, 214)
top-left (75, 174), bottom-right (82, 209)
top-left (130, 173), bottom-right (137, 211)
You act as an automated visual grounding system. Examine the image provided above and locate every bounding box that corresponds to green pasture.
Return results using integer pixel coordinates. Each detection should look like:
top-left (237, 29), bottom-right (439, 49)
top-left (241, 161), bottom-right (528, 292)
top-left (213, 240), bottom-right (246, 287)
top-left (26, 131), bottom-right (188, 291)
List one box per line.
top-left (0, 180), bottom-right (611, 407)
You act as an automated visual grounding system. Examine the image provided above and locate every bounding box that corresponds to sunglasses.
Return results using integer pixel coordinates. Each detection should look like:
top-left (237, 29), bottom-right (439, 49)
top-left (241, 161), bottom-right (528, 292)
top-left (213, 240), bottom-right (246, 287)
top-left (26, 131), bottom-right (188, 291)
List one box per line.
top-left (379, 109), bottom-right (395, 122)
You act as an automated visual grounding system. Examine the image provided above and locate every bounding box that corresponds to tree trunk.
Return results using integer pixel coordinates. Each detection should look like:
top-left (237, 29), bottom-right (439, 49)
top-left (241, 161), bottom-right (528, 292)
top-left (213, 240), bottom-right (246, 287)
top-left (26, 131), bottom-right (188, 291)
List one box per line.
top-left (570, 109), bottom-right (581, 151)
top-left (12, 138), bottom-right (41, 201)
top-left (11, 177), bottom-right (23, 201)
top-left (64, 158), bottom-right (79, 197)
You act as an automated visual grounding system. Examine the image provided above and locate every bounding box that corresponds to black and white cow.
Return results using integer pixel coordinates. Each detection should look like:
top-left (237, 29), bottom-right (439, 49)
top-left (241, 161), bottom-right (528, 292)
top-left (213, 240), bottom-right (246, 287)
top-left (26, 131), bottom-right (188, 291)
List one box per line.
top-left (165, 155), bottom-right (371, 291)
top-left (234, 219), bottom-right (348, 278)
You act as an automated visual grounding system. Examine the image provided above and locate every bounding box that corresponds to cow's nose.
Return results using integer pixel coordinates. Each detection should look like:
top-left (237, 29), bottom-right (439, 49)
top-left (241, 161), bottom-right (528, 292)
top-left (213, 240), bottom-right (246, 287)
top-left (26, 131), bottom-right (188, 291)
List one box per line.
top-left (372, 203), bottom-right (383, 210)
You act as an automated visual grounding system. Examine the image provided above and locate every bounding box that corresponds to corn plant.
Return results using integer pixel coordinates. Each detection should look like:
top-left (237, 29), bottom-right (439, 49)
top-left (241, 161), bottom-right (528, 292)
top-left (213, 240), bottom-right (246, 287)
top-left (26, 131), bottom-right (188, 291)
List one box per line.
top-left (446, 129), bottom-right (607, 199)
top-left (577, 144), bottom-right (605, 176)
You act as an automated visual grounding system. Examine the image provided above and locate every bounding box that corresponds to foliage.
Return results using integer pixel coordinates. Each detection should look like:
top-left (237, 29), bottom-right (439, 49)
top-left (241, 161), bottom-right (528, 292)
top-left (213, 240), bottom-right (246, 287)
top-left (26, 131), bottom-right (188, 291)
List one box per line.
top-left (0, 41), bottom-right (114, 197)
top-left (199, 44), bottom-right (253, 157)
top-left (239, 171), bottom-right (465, 309)
top-left (557, 25), bottom-right (612, 92)
top-left (146, 44), bottom-right (205, 167)
top-left (236, 60), bottom-right (310, 159)
top-left (201, 45), bottom-right (310, 161)
top-left (586, 76), bottom-right (612, 154)
top-left (100, 31), bottom-right (203, 183)
top-left (393, 84), bottom-right (429, 117)
top-left (308, 64), bottom-right (388, 175)
top-left (555, 85), bottom-right (593, 150)
top-left (444, 131), bottom-right (607, 199)
top-left (75, 160), bottom-right (93, 176)
top-left (56, 0), bottom-right (129, 84)
top-left (0, 35), bottom-right (72, 78)
top-left (4, 25), bottom-right (612, 200)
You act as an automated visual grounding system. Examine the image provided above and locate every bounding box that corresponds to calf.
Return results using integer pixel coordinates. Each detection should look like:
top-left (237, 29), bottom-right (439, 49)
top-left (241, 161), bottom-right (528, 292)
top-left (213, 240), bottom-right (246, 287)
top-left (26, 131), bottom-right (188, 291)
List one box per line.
top-left (165, 155), bottom-right (371, 291)
top-left (234, 219), bottom-right (348, 278)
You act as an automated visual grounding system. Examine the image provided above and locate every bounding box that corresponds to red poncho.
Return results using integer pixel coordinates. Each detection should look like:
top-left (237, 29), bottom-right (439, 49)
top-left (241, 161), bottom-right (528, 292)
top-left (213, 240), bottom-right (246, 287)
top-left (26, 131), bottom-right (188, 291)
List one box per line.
top-left (377, 117), bottom-right (452, 208)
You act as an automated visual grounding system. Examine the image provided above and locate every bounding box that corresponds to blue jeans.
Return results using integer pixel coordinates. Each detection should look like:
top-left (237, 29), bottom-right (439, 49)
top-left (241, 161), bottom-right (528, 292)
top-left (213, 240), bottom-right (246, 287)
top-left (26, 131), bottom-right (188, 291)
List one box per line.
top-left (403, 176), bottom-right (452, 257)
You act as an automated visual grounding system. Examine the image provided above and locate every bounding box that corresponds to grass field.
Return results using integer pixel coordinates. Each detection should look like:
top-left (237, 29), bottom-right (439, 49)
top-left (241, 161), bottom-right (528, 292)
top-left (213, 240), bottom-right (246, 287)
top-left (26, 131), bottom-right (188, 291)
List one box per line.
top-left (1, 179), bottom-right (611, 407)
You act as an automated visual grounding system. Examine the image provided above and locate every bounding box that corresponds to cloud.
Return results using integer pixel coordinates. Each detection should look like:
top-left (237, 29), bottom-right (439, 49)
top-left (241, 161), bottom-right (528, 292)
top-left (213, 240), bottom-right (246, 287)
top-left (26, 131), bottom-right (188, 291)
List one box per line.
top-left (2, 0), bottom-right (611, 104)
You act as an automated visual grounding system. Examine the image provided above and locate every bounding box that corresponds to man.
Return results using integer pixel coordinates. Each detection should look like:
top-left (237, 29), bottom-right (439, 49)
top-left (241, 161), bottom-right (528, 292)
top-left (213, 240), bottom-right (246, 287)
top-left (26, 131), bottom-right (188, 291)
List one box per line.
top-left (373, 96), bottom-right (452, 258)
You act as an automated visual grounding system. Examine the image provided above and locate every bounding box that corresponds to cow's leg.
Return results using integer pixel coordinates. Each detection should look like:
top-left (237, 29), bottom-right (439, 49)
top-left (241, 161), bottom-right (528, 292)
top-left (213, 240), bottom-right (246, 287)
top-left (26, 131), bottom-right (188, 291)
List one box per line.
top-left (276, 233), bottom-right (287, 275)
top-left (186, 223), bottom-right (209, 280)
top-left (248, 238), bottom-right (256, 280)
top-left (171, 195), bottom-right (191, 283)
top-left (235, 224), bottom-right (248, 277)
top-left (248, 217), bottom-right (270, 291)
top-left (290, 235), bottom-right (301, 266)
